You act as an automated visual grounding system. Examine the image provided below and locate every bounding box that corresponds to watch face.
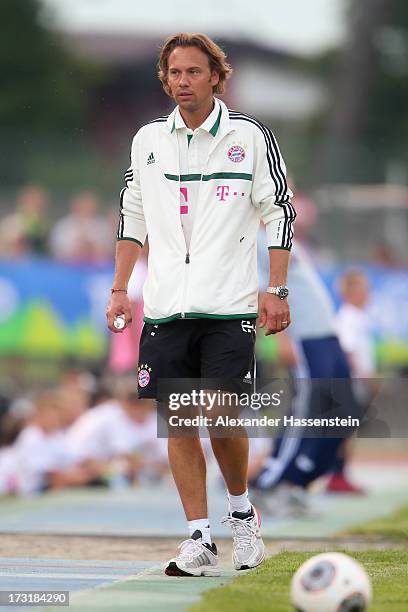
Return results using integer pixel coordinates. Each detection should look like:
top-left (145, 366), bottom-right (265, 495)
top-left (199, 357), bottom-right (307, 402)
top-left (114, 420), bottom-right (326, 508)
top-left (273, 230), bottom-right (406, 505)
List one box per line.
top-left (278, 287), bottom-right (289, 299)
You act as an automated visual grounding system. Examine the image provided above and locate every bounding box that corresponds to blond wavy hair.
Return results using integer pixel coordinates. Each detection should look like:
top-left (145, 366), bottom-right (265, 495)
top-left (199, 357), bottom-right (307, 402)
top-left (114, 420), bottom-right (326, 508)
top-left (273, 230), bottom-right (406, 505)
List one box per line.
top-left (158, 32), bottom-right (232, 96)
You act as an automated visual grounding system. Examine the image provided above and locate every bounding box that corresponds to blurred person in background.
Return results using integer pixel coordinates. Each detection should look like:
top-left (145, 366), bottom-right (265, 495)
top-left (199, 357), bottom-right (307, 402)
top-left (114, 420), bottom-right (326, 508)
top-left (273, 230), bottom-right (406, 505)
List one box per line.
top-left (252, 181), bottom-right (362, 515)
top-left (58, 386), bottom-right (89, 431)
top-left (0, 412), bottom-right (24, 496)
top-left (49, 191), bottom-right (112, 262)
top-left (325, 269), bottom-right (378, 493)
top-left (12, 390), bottom-right (103, 495)
top-left (336, 270), bottom-right (376, 379)
top-left (285, 177), bottom-right (334, 265)
top-left (58, 362), bottom-right (96, 405)
top-left (64, 386), bottom-right (167, 485)
top-left (254, 239), bottom-right (362, 514)
top-left (0, 185), bottom-right (50, 257)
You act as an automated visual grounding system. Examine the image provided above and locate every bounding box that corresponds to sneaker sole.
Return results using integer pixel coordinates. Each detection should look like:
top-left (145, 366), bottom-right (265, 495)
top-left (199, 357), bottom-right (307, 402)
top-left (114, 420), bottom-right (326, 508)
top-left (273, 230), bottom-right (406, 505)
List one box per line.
top-left (236, 552), bottom-right (265, 571)
top-left (165, 561), bottom-right (220, 577)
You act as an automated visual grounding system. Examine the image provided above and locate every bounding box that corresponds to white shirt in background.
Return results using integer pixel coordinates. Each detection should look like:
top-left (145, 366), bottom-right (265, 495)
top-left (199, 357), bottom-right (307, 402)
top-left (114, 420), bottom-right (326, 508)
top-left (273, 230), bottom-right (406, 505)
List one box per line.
top-left (50, 215), bottom-right (111, 260)
top-left (0, 446), bottom-right (19, 494)
top-left (286, 243), bottom-right (337, 341)
top-left (65, 400), bottom-right (166, 464)
top-left (13, 426), bottom-right (70, 494)
top-left (336, 303), bottom-right (376, 376)
top-left (258, 235), bottom-right (337, 341)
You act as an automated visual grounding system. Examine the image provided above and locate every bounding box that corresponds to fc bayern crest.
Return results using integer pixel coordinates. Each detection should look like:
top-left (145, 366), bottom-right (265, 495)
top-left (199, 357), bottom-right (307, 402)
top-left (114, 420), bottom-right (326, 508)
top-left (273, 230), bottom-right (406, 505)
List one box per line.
top-left (228, 145), bottom-right (245, 163)
top-left (138, 364), bottom-right (151, 387)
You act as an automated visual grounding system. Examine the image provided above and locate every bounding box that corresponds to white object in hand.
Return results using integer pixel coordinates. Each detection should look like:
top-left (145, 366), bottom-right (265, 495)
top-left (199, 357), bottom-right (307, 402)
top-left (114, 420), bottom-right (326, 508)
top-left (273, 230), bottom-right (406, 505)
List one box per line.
top-left (113, 314), bottom-right (126, 330)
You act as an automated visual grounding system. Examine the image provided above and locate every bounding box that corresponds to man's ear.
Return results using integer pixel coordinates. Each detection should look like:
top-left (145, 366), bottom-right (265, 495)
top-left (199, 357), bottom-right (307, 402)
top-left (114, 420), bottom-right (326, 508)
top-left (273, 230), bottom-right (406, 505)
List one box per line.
top-left (210, 70), bottom-right (220, 87)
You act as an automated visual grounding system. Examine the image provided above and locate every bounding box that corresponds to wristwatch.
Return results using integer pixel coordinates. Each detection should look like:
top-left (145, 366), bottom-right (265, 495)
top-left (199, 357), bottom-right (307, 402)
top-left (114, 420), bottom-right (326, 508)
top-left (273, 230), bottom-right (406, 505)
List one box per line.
top-left (266, 285), bottom-right (289, 300)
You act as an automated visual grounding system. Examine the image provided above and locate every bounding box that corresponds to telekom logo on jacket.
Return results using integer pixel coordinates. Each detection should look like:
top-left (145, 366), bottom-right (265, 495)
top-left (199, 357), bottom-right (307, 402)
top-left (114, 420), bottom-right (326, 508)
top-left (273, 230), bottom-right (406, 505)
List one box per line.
top-left (216, 185), bottom-right (229, 202)
top-left (216, 185), bottom-right (246, 202)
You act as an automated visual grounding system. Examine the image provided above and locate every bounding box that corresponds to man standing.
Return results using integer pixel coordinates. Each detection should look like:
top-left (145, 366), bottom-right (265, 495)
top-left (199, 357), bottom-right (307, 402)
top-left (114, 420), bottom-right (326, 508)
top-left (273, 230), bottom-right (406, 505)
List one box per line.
top-left (106, 33), bottom-right (295, 577)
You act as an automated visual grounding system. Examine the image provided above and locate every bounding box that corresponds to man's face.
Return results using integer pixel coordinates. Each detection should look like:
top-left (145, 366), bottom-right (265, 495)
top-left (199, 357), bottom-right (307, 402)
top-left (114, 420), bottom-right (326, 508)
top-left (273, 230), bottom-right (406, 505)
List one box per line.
top-left (38, 406), bottom-right (62, 433)
top-left (343, 275), bottom-right (369, 308)
top-left (167, 46), bottom-right (219, 112)
top-left (350, 276), bottom-right (369, 307)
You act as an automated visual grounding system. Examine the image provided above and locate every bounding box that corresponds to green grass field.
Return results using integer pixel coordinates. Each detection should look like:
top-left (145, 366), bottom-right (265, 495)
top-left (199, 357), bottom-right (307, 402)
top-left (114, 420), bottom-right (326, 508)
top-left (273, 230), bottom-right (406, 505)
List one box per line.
top-left (189, 550), bottom-right (407, 612)
top-left (189, 504), bottom-right (408, 612)
top-left (344, 503), bottom-right (408, 540)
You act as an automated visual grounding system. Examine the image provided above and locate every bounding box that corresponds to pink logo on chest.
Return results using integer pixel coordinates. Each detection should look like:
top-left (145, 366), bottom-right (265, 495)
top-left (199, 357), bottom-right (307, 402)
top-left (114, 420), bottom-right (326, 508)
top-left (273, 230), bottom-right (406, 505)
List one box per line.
top-left (216, 185), bottom-right (229, 202)
top-left (180, 186), bottom-right (188, 214)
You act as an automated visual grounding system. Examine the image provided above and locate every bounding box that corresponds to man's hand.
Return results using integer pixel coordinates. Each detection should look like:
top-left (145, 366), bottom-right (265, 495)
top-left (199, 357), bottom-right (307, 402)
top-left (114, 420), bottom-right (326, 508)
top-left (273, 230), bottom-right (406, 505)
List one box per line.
top-left (258, 292), bottom-right (291, 336)
top-left (106, 292), bottom-right (133, 333)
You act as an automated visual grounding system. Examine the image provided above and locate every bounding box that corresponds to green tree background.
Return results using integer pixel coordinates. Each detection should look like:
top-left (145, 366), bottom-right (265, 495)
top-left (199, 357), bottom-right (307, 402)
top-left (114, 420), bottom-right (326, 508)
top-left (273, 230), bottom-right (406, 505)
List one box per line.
top-left (0, 0), bottom-right (107, 191)
top-left (0, 0), bottom-right (407, 191)
top-left (316, 0), bottom-right (408, 183)
top-left (0, 0), bottom-right (84, 129)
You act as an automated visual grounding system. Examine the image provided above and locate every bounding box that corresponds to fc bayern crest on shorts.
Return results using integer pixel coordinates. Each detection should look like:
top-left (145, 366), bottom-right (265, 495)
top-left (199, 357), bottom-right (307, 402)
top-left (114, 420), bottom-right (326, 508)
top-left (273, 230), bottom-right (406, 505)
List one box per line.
top-left (228, 145), bottom-right (245, 163)
top-left (138, 364), bottom-right (152, 387)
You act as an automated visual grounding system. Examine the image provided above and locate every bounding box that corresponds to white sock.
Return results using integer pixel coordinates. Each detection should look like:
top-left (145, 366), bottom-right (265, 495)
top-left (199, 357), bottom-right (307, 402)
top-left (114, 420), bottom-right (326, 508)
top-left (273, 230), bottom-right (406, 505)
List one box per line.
top-left (188, 518), bottom-right (211, 545)
top-left (228, 489), bottom-right (251, 514)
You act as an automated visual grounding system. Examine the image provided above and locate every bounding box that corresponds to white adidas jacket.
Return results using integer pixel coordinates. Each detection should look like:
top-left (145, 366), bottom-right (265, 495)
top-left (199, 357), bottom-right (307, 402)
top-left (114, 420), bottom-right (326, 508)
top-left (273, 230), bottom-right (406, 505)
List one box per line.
top-left (118, 99), bottom-right (295, 324)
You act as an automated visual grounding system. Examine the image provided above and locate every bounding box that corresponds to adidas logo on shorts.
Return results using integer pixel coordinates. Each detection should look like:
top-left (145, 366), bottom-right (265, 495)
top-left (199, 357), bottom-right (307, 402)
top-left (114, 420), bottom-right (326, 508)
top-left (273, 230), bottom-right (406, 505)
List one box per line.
top-left (147, 152), bottom-right (155, 165)
top-left (243, 370), bottom-right (252, 384)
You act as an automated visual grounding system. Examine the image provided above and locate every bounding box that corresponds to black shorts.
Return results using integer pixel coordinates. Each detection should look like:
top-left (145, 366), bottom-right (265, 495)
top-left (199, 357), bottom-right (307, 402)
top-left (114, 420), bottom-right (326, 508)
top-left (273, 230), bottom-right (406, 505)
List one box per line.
top-left (137, 318), bottom-right (256, 399)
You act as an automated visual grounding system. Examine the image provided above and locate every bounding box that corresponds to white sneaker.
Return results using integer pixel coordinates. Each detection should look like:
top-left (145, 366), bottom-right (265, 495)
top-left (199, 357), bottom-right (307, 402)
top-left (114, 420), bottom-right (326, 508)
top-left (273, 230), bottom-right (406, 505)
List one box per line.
top-left (164, 530), bottom-right (220, 577)
top-left (222, 506), bottom-right (265, 570)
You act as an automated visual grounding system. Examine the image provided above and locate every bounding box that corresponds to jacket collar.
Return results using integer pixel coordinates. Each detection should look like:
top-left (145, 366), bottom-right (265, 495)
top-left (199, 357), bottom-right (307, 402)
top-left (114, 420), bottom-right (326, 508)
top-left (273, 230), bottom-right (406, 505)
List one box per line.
top-left (166, 98), bottom-right (233, 138)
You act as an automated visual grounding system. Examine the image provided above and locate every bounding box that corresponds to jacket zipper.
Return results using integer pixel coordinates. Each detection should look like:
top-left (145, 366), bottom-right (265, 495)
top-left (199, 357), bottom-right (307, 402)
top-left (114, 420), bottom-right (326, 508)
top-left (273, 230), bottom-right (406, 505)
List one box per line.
top-left (175, 129), bottom-right (190, 319)
top-left (178, 124), bottom-right (233, 319)
top-left (180, 251), bottom-right (190, 318)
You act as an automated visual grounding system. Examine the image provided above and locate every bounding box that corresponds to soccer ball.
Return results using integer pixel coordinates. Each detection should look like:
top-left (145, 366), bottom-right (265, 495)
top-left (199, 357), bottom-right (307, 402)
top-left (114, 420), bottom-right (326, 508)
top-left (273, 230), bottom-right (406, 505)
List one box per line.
top-left (290, 552), bottom-right (372, 612)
